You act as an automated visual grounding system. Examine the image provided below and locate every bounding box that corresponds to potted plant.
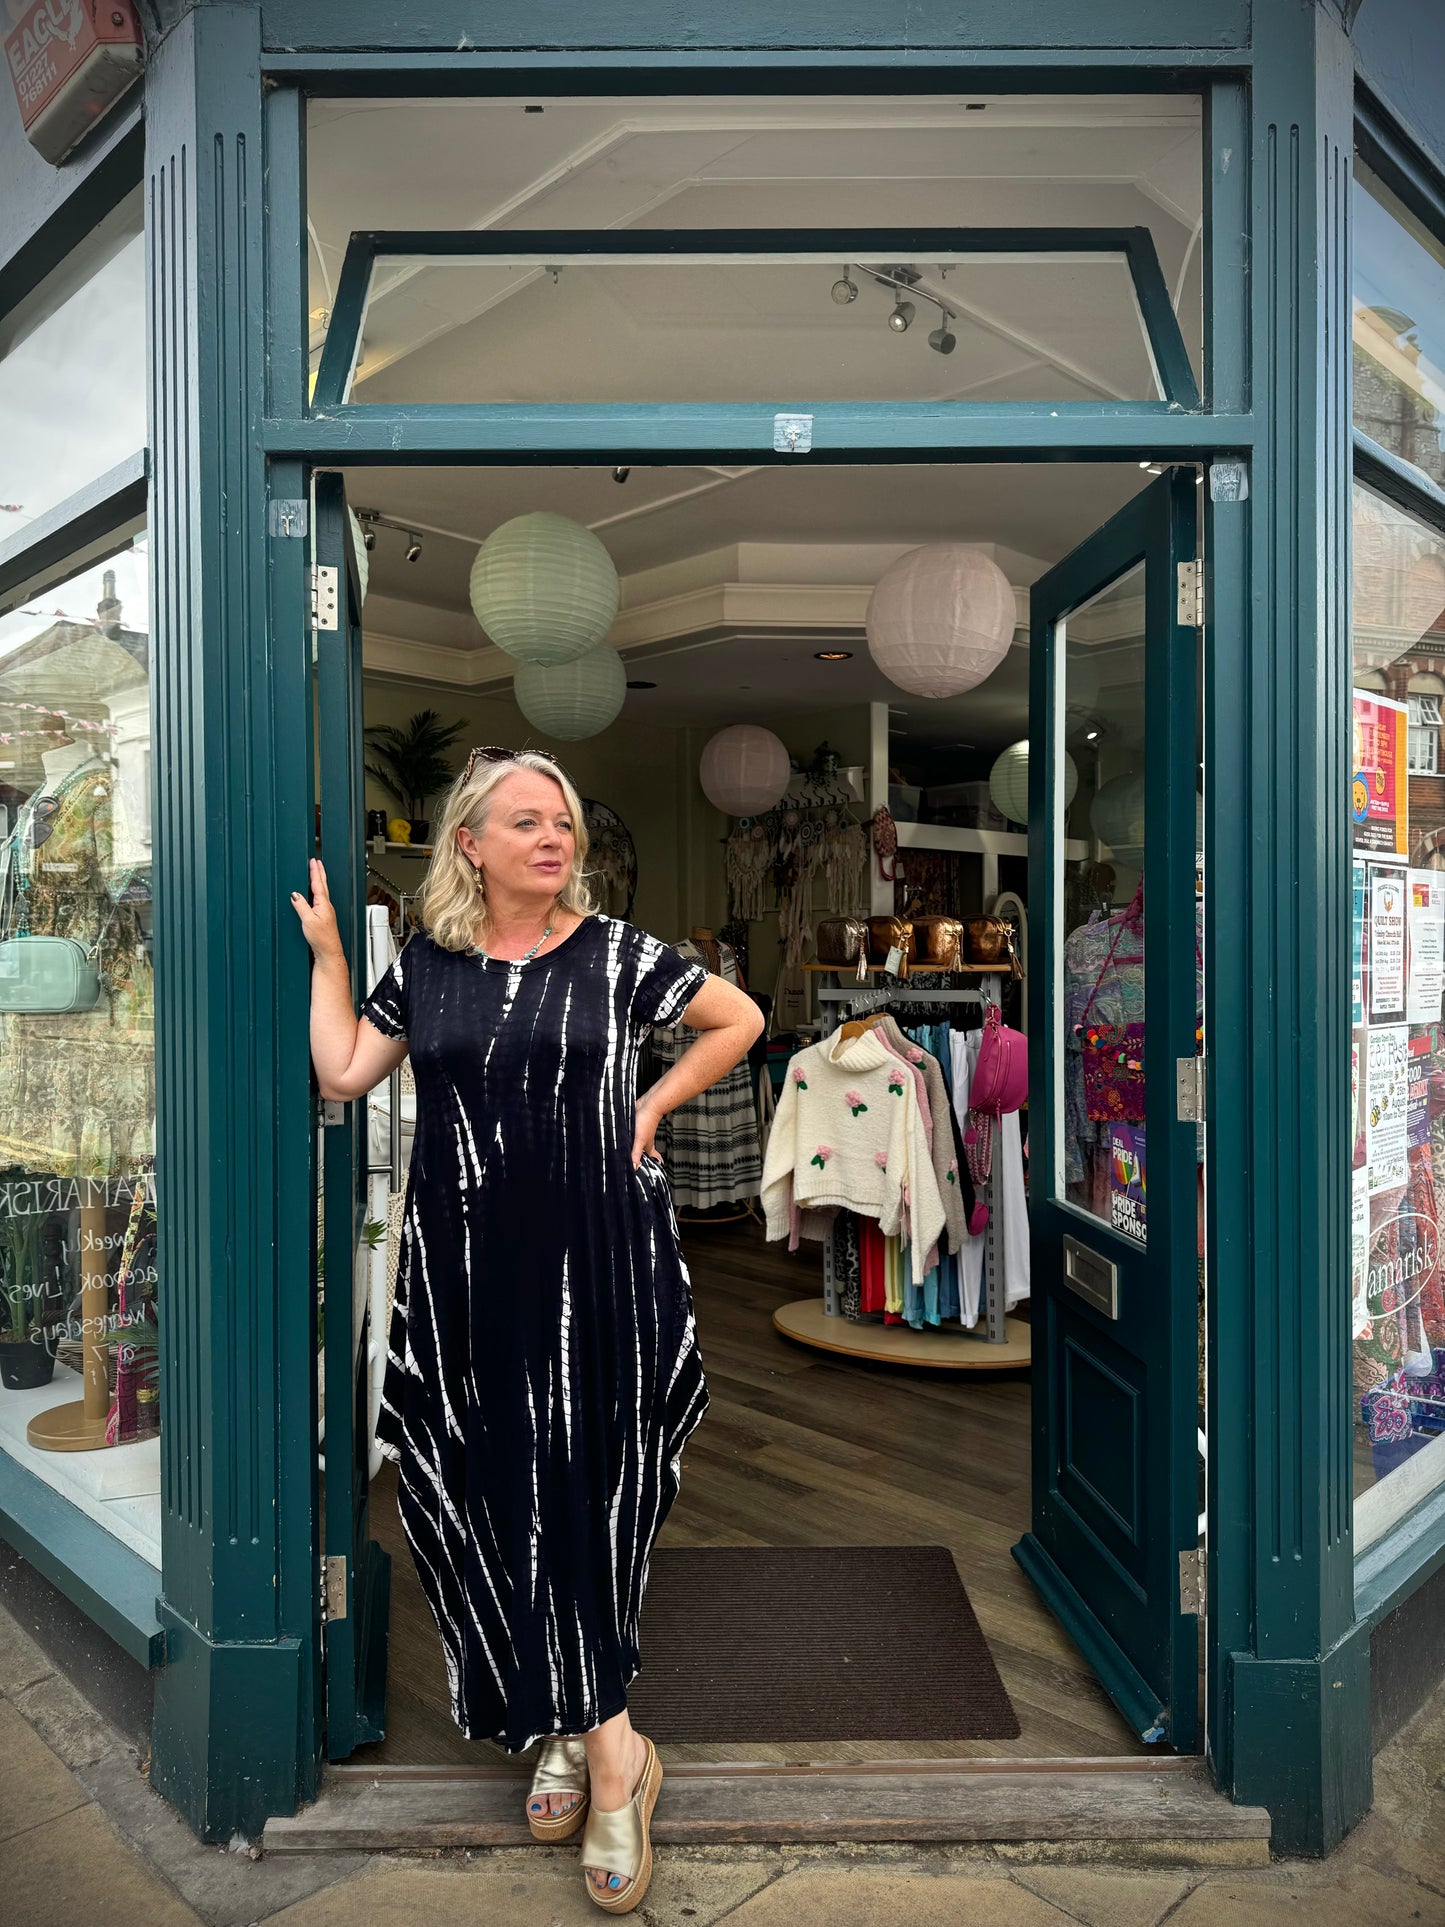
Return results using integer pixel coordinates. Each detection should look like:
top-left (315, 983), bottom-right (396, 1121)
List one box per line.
top-left (364, 709), bottom-right (467, 843)
top-left (0, 1207), bottom-right (57, 1391)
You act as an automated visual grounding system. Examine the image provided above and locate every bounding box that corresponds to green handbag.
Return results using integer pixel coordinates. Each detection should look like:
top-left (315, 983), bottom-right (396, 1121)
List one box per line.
top-left (0, 934), bottom-right (102, 1013)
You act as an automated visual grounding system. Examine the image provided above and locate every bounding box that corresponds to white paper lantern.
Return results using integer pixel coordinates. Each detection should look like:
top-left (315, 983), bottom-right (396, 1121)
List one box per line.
top-left (514, 646), bottom-right (626, 741)
top-left (1091, 772), bottom-right (1145, 861)
top-left (866, 545), bottom-right (1016, 699)
top-left (699, 725), bottom-right (791, 816)
top-left (989, 741), bottom-right (1078, 827)
top-left (470, 511), bottom-right (620, 666)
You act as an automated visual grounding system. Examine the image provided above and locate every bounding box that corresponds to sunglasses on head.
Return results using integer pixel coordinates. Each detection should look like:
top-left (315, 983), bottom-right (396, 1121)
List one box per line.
top-left (462, 745), bottom-right (563, 783)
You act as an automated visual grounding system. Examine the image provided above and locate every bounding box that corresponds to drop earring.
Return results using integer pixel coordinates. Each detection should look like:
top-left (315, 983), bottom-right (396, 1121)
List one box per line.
top-left (474, 866), bottom-right (486, 894)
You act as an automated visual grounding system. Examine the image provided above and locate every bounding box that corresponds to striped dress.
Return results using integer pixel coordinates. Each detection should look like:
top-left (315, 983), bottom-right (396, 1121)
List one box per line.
top-left (360, 914), bottom-right (710, 1751)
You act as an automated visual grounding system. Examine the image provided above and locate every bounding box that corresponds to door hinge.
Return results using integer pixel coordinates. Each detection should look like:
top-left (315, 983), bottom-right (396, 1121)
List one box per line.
top-left (325, 1554), bottom-right (349, 1621)
top-left (1176, 1054), bottom-right (1206, 1124)
top-left (311, 563), bottom-right (339, 631)
top-left (320, 1097), bottom-right (346, 1127)
top-left (1178, 1545), bottom-right (1206, 1616)
top-left (1176, 557), bottom-right (1204, 628)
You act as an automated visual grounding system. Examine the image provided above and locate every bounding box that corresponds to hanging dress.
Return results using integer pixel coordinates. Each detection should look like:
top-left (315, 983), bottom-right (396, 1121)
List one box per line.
top-left (649, 937), bottom-right (762, 1210)
top-left (360, 913), bottom-right (710, 1751)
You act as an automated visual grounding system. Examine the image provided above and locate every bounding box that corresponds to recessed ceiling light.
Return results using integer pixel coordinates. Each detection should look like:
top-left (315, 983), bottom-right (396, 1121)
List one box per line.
top-left (1086, 729), bottom-right (1100, 741)
top-left (814, 649), bottom-right (853, 661)
top-left (626, 679), bottom-right (656, 690)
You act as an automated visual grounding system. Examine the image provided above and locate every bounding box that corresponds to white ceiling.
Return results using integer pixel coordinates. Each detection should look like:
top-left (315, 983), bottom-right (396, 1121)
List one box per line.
top-left (311, 94), bottom-right (1195, 753)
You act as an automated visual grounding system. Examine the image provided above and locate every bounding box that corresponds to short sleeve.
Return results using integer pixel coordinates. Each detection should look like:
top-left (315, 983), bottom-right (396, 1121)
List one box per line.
top-left (632, 934), bottom-right (709, 1031)
top-left (360, 946), bottom-right (409, 1040)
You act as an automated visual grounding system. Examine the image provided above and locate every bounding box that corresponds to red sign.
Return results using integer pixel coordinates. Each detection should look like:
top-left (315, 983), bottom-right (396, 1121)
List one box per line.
top-left (4, 1), bottom-right (142, 165)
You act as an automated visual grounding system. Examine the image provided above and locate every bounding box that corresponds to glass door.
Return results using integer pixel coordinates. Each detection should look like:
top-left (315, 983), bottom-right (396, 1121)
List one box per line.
top-left (313, 473), bottom-right (391, 1757)
top-left (1015, 469), bottom-right (1203, 1750)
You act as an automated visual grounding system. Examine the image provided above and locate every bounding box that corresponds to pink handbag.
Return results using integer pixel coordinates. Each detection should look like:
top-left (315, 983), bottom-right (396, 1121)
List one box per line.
top-left (964, 1003), bottom-right (1028, 1184)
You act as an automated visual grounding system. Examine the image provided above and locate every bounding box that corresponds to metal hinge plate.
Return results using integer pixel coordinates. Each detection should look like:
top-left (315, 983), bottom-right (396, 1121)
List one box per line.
top-left (1179, 1545), bottom-right (1206, 1616)
top-left (773, 412), bottom-right (813, 454)
top-left (325, 1554), bottom-right (348, 1621)
top-left (320, 1097), bottom-right (345, 1127)
top-left (1176, 558), bottom-right (1204, 628)
top-left (1176, 1054), bottom-right (1206, 1123)
top-left (311, 564), bottom-right (339, 631)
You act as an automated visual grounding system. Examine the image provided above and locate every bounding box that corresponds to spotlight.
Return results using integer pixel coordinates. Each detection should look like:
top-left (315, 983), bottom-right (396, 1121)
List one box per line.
top-left (927, 324), bottom-right (957, 355)
top-left (404, 533), bottom-right (422, 563)
top-left (831, 271), bottom-right (858, 305)
top-left (612, 466), bottom-right (631, 484)
top-left (814, 650), bottom-right (853, 661)
top-left (362, 523), bottom-right (376, 552)
top-left (888, 300), bottom-right (915, 334)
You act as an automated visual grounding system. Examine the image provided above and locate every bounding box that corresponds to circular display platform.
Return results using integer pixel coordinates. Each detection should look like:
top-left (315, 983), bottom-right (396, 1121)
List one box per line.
top-left (772, 1298), bottom-right (1032, 1370)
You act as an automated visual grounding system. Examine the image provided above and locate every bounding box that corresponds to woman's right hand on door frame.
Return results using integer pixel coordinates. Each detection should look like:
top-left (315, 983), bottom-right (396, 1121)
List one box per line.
top-left (291, 857), bottom-right (345, 961)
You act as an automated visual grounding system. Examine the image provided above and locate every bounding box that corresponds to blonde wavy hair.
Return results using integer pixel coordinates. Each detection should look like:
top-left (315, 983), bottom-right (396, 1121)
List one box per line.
top-left (415, 751), bottom-right (594, 953)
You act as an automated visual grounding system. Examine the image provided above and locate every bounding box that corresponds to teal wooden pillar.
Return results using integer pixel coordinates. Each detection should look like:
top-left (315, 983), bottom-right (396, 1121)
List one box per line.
top-left (145, 5), bottom-right (323, 1838)
top-left (1208, 0), bottom-right (1372, 1856)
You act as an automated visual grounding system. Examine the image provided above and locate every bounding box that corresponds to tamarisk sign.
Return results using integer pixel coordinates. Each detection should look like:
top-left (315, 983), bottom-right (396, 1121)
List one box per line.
top-left (4, 0), bottom-right (141, 164)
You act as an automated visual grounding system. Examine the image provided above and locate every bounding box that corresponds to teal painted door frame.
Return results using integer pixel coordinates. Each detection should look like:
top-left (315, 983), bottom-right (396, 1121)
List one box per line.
top-left (139, 0), bottom-right (1374, 1859)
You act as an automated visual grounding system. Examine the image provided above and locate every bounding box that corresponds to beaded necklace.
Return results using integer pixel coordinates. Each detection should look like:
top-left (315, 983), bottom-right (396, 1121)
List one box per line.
top-left (472, 920), bottom-right (554, 965)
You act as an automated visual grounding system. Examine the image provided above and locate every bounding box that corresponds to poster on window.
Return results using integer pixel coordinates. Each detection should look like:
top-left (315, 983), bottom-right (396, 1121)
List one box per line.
top-left (1352, 1164), bottom-right (1371, 1338)
top-left (1353, 859), bottom-right (1368, 1025)
top-left (1109, 1124), bottom-right (1147, 1246)
top-left (1369, 864), bottom-right (1408, 1023)
top-left (1353, 691), bottom-right (1409, 857)
top-left (1367, 1022), bottom-right (1410, 1195)
top-left (1408, 870), bottom-right (1445, 1023)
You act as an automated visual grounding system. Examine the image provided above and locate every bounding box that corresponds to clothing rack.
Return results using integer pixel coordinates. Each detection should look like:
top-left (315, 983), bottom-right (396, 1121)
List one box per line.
top-left (810, 976), bottom-right (1024, 1356)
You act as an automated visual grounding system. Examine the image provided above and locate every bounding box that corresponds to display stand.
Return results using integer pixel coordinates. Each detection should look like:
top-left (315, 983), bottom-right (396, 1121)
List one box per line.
top-left (27, 1199), bottom-right (115, 1451)
top-left (772, 973), bottom-right (1032, 1373)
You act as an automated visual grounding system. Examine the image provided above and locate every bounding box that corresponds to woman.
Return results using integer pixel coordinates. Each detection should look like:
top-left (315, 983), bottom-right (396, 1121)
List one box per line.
top-left (292, 746), bottom-right (761, 1913)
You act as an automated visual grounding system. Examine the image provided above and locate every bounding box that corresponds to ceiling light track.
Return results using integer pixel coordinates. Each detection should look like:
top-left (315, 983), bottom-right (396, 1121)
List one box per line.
top-left (834, 263), bottom-right (957, 353)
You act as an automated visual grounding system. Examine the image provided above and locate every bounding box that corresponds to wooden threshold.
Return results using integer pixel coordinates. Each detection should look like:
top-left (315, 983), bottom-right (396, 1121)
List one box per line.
top-left (263, 1759), bottom-right (1270, 1859)
top-left (330, 1753), bottom-right (1196, 1783)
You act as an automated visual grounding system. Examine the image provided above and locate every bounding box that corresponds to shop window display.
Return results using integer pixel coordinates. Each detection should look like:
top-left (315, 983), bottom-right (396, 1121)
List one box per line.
top-left (1350, 480), bottom-right (1445, 1539)
top-left (0, 539), bottom-right (158, 1553)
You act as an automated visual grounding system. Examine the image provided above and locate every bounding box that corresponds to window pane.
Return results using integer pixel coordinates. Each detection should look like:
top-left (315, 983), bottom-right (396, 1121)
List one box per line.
top-left (343, 251), bottom-right (1162, 406)
top-left (0, 193), bottom-right (146, 543)
top-left (1350, 478), bottom-right (1445, 1547)
top-left (307, 93), bottom-right (1204, 398)
top-left (1353, 160), bottom-right (1445, 491)
top-left (0, 538), bottom-right (158, 1567)
top-left (1059, 563), bottom-right (1149, 1233)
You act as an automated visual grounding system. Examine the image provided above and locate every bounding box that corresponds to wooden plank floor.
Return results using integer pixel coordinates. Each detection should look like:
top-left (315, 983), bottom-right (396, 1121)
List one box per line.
top-left (354, 1221), bottom-right (1149, 1769)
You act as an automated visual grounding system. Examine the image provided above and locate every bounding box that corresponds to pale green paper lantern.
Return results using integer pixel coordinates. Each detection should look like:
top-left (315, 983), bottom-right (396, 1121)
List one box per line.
top-left (1091, 772), bottom-right (1145, 861)
top-left (988, 740), bottom-right (1077, 826)
top-left (470, 511), bottom-right (620, 666)
top-left (514, 646), bottom-right (627, 741)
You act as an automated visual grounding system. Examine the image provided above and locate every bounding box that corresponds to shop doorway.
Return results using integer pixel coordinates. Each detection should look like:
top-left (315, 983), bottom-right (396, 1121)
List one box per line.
top-left (307, 454), bottom-right (1206, 1776)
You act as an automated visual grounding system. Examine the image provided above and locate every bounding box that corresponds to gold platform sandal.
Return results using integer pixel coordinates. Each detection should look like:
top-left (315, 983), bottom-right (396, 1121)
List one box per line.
top-left (526, 1735), bottom-right (590, 1840)
top-left (580, 1735), bottom-right (662, 1914)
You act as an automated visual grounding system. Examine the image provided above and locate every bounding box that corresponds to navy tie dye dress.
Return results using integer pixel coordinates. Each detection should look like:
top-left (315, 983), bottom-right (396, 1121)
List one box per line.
top-left (360, 913), bottom-right (710, 1751)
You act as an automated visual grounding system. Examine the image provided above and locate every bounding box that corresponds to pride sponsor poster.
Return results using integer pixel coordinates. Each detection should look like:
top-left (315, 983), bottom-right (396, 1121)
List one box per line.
top-left (1353, 691), bottom-right (1409, 857)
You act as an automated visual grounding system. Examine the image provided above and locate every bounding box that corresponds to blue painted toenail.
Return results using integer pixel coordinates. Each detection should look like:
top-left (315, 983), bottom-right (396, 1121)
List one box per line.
top-left (610, 1875), bottom-right (621, 1888)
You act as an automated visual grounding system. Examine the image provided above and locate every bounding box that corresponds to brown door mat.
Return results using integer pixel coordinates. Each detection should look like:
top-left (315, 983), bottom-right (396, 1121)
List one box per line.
top-left (628, 1544), bottom-right (1019, 1743)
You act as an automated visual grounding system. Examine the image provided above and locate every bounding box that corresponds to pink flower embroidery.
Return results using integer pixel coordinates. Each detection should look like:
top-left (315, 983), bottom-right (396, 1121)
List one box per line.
top-left (906, 1046), bottom-right (924, 1063)
top-left (874, 1151), bottom-right (889, 1169)
top-left (845, 1088), bottom-right (868, 1116)
top-left (810, 1144), bottom-right (834, 1169)
top-left (887, 1072), bottom-right (905, 1097)
top-left (791, 1066), bottom-right (808, 1089)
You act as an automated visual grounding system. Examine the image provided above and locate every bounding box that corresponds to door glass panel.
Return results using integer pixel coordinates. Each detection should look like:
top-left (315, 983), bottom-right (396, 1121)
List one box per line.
top-left (1058, 563), bottom-right (1148, 1236)
top-left (1354, 160), bottom-right (1445, 492)
top-left (342, 251), bottom-right (1162, 406)
top-left (0, 193), bottom-right (145, 539)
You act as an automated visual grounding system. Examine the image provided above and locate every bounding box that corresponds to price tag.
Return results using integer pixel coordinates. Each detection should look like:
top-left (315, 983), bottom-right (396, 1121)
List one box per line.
top-left (884, 945), bottom-right (905, 976)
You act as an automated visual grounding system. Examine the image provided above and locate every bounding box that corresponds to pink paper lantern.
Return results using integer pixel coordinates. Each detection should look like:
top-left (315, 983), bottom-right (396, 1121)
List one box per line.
top-left (866, 545), bottom-right (1016, 699)
top-left (699, 725), bottom-right (791, 815)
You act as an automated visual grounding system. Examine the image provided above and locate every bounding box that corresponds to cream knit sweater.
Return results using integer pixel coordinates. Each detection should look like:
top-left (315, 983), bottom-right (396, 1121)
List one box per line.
top-left (761, 1028), bottom-right (945, 1276)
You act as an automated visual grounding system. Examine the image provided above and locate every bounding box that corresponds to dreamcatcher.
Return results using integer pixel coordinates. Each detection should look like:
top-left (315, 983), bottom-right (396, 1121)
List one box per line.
top-left (724, 776), bottom-right (866, 967)
top-left (582, 798), bottom-right (638, 920)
